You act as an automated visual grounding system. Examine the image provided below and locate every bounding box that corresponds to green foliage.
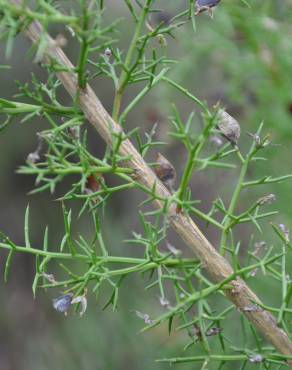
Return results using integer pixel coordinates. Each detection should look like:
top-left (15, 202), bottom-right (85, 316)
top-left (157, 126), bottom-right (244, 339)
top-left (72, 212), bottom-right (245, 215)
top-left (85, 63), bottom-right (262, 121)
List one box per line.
top-left (1, 1), bottom-right (292, 369)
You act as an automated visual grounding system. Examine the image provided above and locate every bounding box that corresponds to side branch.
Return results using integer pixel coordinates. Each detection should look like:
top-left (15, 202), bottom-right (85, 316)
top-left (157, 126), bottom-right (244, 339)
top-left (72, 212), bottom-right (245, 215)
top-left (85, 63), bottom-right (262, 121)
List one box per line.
top-left (10, 0), bottom-right (292, 360)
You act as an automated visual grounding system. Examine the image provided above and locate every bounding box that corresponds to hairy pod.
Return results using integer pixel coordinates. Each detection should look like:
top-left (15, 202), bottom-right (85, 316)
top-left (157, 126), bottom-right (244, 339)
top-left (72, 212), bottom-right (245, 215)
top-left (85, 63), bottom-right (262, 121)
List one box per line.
top-left (217, 110), bottom-right (241, 145)
top-left (154, 153), bottom-right (176, 192)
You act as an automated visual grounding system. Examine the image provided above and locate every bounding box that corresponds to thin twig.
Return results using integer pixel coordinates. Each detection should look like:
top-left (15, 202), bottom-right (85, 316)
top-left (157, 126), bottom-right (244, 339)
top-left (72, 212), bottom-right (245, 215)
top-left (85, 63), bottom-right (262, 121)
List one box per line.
top-left (9, 0), bottom-right (292, 361)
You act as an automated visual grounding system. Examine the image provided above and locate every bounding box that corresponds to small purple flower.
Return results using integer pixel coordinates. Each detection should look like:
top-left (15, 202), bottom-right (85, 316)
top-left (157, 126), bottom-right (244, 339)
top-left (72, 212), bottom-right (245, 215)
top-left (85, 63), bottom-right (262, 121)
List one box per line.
top-left (195, 0), bottom-right (221, 16)
top-left (53, 293), bottom-right (73, 314)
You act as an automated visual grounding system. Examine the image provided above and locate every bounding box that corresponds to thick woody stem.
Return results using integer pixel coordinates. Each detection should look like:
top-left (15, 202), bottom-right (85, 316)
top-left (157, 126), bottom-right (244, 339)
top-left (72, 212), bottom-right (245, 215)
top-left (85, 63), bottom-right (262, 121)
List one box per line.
top-left (10, 0), bottom-right (292, 361)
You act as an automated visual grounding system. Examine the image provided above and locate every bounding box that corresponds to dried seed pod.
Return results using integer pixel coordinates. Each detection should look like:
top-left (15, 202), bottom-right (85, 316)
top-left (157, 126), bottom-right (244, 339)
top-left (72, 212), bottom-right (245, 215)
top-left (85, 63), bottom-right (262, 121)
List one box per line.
top-left (84, 173), bottom-right (104, 204)
top-left (154, 153), bottom-right (176, 192)
top-left (242, 304), bottom-right (262, 313)
top-left (217, 109), bottom-right (241, 146)
top-left (257, 193), bottom-right (276, 206)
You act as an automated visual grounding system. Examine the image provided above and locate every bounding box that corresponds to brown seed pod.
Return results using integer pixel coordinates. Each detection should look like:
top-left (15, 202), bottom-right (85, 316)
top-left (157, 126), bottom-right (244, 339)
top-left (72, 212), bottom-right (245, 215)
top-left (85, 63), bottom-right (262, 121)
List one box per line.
top-left (85, 174), bottom-right (101, 193)
top-left (154, 153), bottom-right (176, 192)
top-left (217, 109), bottom-right (241, 145)
top-left (84, 173), bottom-right (104, 203)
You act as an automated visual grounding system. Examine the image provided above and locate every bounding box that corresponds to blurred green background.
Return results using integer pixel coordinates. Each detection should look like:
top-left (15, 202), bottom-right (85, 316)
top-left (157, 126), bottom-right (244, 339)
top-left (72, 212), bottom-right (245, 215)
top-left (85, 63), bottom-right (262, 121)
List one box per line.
top-left (1, 1), bottom-right (292, 369)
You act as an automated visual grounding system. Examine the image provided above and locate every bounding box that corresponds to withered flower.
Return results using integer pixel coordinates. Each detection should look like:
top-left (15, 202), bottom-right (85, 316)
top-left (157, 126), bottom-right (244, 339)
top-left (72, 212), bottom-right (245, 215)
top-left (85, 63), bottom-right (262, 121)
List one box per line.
top-left (257, 193), bottom-right (276, 206)
top-left (279, 223), bottom-right (290, 243)
top-left (134, 310), bottom-right (153, 325)
top-left (41, 272), bottom-right (57, 284)
top-left (26, 134), bottom-right (43, 163)
top-left (195, 0), bottom-right (221, 16)
top-left (71, 290), bottom-right (88, 316)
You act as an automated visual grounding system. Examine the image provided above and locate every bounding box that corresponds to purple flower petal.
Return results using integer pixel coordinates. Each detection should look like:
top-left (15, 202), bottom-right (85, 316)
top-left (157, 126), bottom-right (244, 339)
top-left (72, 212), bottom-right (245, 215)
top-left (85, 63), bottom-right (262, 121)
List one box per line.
top-left (53, 293), bottom-right (73, 313)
